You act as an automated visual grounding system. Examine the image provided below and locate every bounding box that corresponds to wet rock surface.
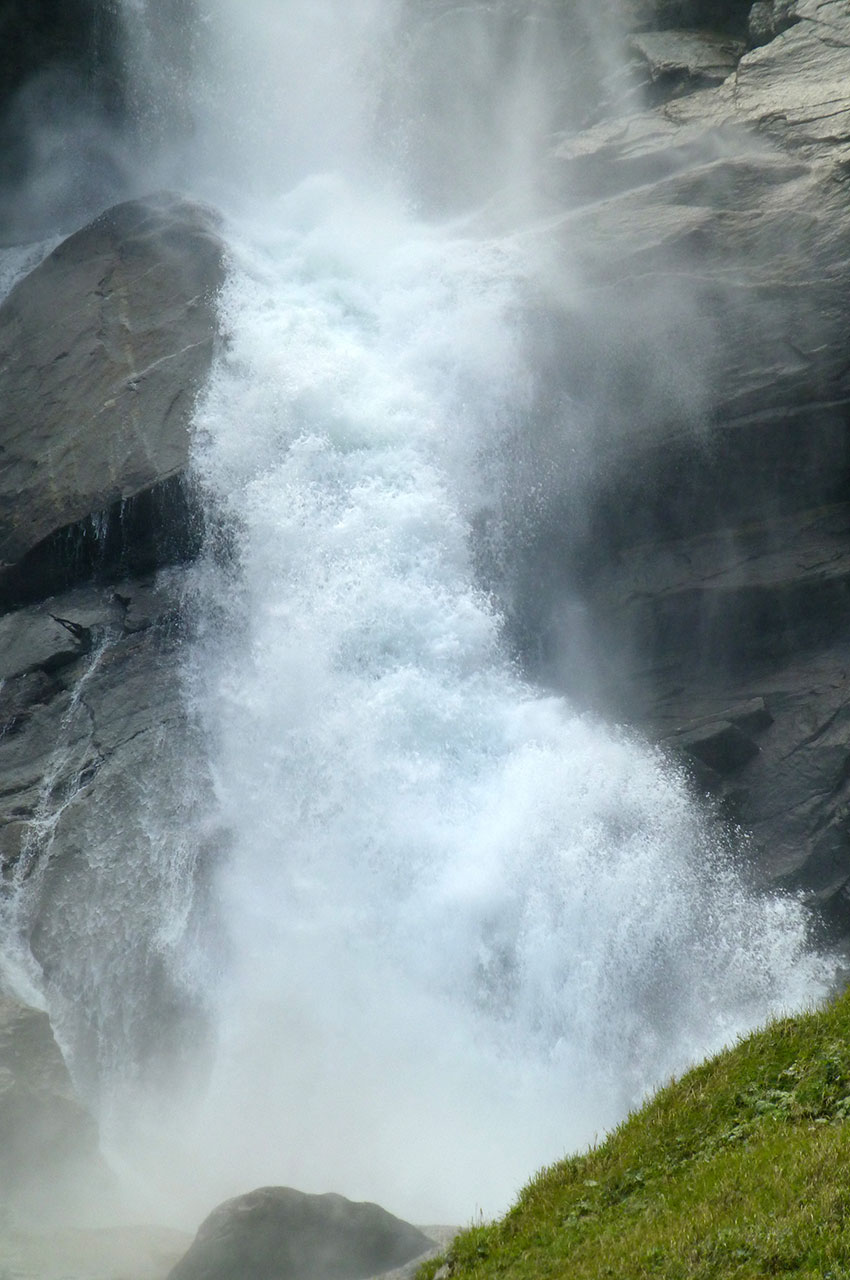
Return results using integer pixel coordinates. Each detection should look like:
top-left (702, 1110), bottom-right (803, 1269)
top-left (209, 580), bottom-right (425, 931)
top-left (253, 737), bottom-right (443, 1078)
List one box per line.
top-left (0, 567), bottom-right (212, 1098)
top-left (0, 190), bottom-right (220, 1206)
top-left (0, 576), bottom-right (184, 874)
top-left (0, 994), bottom-right (111, 1221)
top-left (0, 192), bottom-right (222, 605)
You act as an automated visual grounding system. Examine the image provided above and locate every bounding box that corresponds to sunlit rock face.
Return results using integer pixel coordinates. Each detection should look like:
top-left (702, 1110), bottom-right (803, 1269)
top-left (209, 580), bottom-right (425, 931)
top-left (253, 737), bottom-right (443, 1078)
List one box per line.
top-left (514, 0), bottom-right (850, 936)
top-left (0, 193), bottom-right (224, 607)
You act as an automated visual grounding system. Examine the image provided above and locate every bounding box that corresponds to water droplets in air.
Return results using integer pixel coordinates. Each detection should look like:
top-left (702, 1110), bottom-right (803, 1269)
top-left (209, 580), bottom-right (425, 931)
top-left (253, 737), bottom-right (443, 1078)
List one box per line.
top-left (172, 168), bottom-right (829, 1220)
top-left (0, 0), bottom-right (835, 1230)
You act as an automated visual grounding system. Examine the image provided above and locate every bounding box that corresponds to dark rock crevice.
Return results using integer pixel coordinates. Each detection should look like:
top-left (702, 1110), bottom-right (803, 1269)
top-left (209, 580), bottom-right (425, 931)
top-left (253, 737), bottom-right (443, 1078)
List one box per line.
top-left (0, 473), bottom-right (205, 612)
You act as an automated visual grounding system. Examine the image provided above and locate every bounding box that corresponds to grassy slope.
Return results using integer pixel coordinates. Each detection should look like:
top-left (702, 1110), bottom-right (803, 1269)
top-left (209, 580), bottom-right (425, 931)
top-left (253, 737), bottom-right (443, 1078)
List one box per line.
top-left (420, 988), bottom-right (850, 1280)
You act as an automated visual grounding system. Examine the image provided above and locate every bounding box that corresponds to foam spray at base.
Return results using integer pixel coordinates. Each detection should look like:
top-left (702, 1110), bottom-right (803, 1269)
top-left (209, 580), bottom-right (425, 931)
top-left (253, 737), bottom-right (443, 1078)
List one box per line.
top-left (4, 0), bottom-right (839, 1229)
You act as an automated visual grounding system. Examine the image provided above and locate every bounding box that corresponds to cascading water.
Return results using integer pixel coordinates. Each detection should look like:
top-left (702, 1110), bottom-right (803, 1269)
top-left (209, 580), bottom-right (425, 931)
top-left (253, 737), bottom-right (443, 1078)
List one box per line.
top-left (170, 183), bottom-right (830, 1222)
top-left (0, 0), bottom-right (838, 1232)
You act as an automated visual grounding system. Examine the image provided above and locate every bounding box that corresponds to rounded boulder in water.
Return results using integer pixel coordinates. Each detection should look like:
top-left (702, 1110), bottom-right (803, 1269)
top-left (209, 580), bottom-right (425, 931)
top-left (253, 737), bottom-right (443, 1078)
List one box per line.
top-left (167, 1186), bottom-right (434, 1280)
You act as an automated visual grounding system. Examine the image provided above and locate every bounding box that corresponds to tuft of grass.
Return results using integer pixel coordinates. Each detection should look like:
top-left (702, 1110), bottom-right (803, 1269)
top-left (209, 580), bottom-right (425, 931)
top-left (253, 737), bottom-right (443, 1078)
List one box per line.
top-left (420, 986), bottom-right (850, 1279)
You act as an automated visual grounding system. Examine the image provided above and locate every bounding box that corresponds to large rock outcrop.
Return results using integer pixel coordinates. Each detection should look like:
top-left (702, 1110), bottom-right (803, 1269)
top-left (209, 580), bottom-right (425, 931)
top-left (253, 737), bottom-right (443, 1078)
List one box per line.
top-left (167, 1188), bottom-right (434, 1280)
top-left (0, 191), bottom-right (223, 1199)
top-left (0, 192), bottom-right (224, 607)
top-left (515, 0), bottom-right (850, 935)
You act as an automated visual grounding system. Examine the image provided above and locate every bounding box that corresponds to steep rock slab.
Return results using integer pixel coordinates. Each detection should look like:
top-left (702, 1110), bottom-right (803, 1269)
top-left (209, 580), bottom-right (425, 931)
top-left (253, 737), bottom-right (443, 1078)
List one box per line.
top-left (541, 0), bottom-right (850, 470)
top-left (168, 1188), bottom-right (433, 1280)
top-left (535, 0), bottom-right (850, 580)
top-left (0, 192), bottom-right (224, 605)
top-left (0, 570), bottom-right (215, 1089)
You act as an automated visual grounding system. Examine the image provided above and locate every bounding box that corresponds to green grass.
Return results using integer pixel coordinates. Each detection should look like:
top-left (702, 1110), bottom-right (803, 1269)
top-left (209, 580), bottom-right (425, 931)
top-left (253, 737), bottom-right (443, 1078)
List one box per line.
top-left (420, 987), bottom-right (850, 1279)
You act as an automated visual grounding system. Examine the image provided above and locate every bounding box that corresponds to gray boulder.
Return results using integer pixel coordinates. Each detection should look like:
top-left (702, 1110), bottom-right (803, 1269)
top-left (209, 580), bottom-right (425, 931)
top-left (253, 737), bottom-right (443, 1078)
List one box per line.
top-left (167, 1187), bottom-right (433, 1280)
top-left (0, 192), bottom-right (224, 606)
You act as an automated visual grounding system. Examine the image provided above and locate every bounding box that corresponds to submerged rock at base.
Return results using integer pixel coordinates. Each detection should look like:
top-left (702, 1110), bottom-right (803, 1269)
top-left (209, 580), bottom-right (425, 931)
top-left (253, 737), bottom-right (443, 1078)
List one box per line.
top-left (167, 1187), bottom-right (433, 1280)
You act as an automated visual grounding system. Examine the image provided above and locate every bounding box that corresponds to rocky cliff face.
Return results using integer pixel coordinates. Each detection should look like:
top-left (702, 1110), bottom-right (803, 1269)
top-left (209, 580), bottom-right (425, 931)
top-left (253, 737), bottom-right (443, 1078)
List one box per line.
top-left (0, 189), bottom-right (222, 873)
top-left (514, 0), bottom-right (850, 939)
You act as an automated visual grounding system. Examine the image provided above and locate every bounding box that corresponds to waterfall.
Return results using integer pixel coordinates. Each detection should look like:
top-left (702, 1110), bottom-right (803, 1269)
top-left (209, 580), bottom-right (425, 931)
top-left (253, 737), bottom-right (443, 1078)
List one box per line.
top-left (0, 0), bottom-right (837, 1231)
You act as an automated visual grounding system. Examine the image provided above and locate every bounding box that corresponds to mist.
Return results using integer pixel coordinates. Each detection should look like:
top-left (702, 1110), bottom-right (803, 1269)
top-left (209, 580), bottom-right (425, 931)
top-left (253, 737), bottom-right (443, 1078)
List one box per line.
top-left (0, 0), bottom-right (839, 1241)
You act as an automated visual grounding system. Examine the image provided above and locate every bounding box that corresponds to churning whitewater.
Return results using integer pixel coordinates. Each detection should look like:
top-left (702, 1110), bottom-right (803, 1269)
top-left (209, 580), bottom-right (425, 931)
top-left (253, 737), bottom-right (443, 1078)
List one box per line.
top-left (0, 0), bottom-right (838, 1232)
top-left (163, 175), bottom-right (831, 1222)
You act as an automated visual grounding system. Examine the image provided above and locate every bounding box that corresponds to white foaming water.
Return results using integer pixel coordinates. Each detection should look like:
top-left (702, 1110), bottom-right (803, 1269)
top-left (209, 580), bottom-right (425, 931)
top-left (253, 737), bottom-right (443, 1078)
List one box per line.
top-left (147, 172), bottom-right (831, 1223)
top-left (0, 0), bottom-right (837, 1233)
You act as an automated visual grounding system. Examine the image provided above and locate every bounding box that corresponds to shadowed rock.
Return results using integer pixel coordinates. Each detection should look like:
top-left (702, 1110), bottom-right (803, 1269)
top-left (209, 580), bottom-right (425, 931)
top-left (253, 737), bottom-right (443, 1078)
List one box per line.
top-left (671, 720), bottom-right (759, 775)
top-left (168, 1187), bottom-right (433, 1280)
